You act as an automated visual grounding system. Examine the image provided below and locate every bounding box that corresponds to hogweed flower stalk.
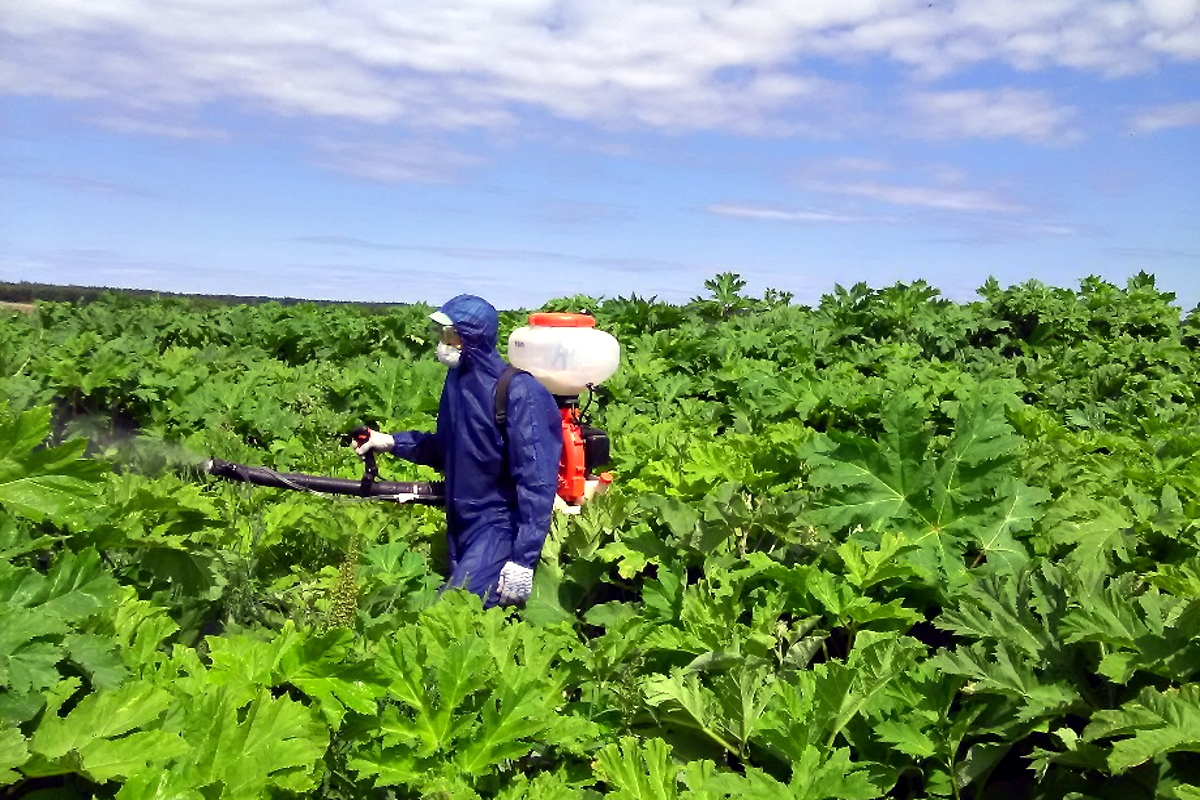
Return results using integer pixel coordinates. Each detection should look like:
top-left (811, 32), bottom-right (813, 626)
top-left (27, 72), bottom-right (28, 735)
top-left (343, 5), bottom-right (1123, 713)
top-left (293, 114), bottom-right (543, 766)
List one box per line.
top-left (327, 533), bottom-right (361, 630)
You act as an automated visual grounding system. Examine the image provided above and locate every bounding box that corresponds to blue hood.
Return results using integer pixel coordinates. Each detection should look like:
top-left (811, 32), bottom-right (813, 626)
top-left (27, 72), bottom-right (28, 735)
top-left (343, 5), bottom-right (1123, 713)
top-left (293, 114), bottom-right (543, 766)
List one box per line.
top-left (439, 294), bottom-right (501, 372)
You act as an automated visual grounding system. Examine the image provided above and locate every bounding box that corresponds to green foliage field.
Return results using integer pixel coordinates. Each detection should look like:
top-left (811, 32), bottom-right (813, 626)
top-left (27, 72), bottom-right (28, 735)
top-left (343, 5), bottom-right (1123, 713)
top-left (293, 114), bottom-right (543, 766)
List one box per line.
top-left (1, 272), bottom-right (1198, 799)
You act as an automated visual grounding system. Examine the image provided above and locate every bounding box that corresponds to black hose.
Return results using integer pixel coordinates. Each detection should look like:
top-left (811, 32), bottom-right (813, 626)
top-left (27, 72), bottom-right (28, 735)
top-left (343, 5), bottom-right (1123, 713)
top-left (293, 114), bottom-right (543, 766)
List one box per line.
top-left (205, 457), bottom-right (445, 505)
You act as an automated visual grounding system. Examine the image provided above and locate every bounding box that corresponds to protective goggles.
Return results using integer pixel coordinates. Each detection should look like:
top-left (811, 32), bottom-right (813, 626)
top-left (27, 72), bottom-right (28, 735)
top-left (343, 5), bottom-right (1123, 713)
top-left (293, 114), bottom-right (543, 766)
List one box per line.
top-left (429, 321), bottom-right (462, 347)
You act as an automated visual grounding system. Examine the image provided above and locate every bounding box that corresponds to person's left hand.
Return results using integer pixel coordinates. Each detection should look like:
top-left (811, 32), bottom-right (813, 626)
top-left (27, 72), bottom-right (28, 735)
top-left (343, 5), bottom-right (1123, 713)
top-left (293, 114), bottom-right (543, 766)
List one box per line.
top-left (496, 562), bottom-right (534, 606)
top-left (354, 428), bottom-right (394, 457)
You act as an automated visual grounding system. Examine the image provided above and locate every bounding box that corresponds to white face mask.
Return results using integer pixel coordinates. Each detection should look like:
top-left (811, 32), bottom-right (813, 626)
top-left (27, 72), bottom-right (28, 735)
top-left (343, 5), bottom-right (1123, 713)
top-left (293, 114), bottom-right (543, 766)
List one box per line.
top-left (436, 342), bottom-right (462, 368)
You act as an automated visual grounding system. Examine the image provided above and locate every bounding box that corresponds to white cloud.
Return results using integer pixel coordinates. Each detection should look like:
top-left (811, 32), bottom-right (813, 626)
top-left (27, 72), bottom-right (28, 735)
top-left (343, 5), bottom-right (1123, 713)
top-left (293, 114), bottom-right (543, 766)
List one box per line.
top-left (705, 204), bottom-right (885, 224)
top-left (907, 88), bottom-right (1081, 144)
top-left (1132, 99), bottom-right (1200, 132)
top-left (704, 185), bottom-right (1087, 249)
top-left (309, 138), bottom-right (484, 184)
top-left (295, 234), bottom-right (689, 274)
top-left (0, 0), bottom-right (1194, 143)
top-left (1109, 245), bottom-right (1200, 259)
top-left (807, 0), bottom-right (1199, 75)
top-left (87, 114), bottom-right (230, 140)
top-left (531, 200), bottom-right (631, 226)
top-left (707, 157), bottom-right (1090, 242)
top-left (820, 156), bottom-right (893, 174)
top-left (1142, 0), bottom-right (1200, 27)
top-left (812, 180), bottom-right (1031, 214)
top-left (20, 172), bottom-right (155, 197)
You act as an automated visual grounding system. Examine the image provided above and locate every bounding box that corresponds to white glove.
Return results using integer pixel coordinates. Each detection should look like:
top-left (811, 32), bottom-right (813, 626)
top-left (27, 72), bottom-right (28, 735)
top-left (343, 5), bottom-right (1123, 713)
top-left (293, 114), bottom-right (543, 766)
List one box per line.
top-left (496, 562), bottom-right (534, 606)
top-left (354, 429), bottom-right (395, 456)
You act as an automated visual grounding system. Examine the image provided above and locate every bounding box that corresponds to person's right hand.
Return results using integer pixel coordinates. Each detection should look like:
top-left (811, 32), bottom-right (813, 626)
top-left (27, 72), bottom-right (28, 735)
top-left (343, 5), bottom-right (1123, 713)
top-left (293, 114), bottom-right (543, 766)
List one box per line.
top-left (496, 562), bottom-right (534, 606)
top-left (354, 428), bottom-right (395, 456)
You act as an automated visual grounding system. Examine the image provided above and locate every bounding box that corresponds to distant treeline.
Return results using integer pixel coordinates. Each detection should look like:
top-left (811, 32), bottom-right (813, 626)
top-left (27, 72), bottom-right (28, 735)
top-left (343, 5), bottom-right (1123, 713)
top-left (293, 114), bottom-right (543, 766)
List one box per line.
top-left (0, 281), bottom-right (407, 311)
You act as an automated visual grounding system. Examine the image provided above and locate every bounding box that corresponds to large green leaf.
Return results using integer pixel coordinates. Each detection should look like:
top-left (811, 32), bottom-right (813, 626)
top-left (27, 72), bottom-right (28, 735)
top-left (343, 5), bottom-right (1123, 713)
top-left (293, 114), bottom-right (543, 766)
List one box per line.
top-left (970, 479), bottom-right (1047, 572)
top-left (597, 737), bottom-right (886, 800)
top-left (933, 562), bottom-right (1084, 732)
top-left (936, 563), bottom-right (1071, 663)
top-left (0, 406), bottom-right (105, 529)
top-left (0, 515), bottom-right (56, 561)
top-left (0, 616), bottom-right (63, 697)
top-left (1062, 576), bottom-right (1200, 684)
top-left (63, 633), bottom-right (128, 691)
top-left (113, 771), bottom-right (205, 800)
top-left (1084, 684), bottom-right (1200, 774)
top-left (0, 727), bottom-right (28, 786)
top-left (643, 665), bottom-right (775, 759)
top-left (177, 686), bottom-right (328, 798)
top-left (1045, 496), bottom-right (1136, 587)
top-left (204, 622), bottom-right (385, 728)
top-left (933, 640), bottom-right (1081, 724)
top-left (26, 679), bottom-right (183, 782)
top-left (803, 397), bottom-right (930, 531)
top-left (495, 770), bottom-right (590, 800)
top-left (352, 594), bottom-right (589, 794)
top-left (803, 393), bottom-right (1047, 589)
top-left (595, 737), bottom-right (679, 800)
top-left (720, 749), bottom-right (884, 800)
top-left (932, 396), bottom-right (1024, 521)
top-left (0, 549), bottom-right (120, 701)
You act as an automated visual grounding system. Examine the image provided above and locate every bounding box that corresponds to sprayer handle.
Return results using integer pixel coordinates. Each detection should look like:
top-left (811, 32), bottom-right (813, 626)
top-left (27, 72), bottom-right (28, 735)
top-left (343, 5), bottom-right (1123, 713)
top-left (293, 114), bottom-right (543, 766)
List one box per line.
top-left (348, 425), bottom-right (379, 494)
top-left (351, 425), bottom-right (372, 447)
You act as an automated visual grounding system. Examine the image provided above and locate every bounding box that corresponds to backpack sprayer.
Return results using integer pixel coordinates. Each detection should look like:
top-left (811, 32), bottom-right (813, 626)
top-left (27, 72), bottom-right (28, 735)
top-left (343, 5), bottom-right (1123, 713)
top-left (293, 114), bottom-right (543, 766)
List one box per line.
top-left (510, 312), bottom-right (620, 511)
top-left (205, 313), bottom-right (620, 513)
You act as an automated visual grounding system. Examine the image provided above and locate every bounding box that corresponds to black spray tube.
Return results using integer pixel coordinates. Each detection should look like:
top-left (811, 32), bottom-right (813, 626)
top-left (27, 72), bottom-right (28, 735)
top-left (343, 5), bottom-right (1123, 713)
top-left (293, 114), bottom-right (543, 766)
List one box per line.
top-left (205, 457), bottom-right (445, 505)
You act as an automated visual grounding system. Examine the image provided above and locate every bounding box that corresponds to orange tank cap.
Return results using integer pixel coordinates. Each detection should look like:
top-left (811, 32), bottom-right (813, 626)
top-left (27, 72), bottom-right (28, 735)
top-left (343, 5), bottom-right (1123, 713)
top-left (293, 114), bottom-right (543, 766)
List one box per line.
top-left (528, 312), bottom-right (596, 328)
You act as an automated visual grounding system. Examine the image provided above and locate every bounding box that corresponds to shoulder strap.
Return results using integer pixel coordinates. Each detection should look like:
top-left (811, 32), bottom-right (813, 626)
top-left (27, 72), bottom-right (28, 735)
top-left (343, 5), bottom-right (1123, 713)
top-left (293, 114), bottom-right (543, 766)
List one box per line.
top-left (494, 365), bottom-right (528, 440)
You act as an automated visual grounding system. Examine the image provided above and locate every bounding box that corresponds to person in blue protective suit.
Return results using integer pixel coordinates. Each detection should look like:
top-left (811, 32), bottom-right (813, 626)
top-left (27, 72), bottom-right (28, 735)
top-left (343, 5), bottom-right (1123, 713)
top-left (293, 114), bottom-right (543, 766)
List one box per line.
top-left (354, 295), bottom-right (563, 607)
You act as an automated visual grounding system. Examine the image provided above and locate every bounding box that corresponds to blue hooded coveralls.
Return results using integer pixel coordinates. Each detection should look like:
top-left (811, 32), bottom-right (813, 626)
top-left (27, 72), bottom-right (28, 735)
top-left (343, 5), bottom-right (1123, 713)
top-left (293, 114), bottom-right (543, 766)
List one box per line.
top-left (388, 295), bottom-right (563, 606)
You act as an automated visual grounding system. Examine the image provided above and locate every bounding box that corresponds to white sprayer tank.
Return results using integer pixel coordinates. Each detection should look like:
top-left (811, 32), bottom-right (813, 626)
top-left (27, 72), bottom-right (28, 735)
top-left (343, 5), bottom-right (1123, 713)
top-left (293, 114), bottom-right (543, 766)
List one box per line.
top-left (508, 313), bottom-right (620, 396)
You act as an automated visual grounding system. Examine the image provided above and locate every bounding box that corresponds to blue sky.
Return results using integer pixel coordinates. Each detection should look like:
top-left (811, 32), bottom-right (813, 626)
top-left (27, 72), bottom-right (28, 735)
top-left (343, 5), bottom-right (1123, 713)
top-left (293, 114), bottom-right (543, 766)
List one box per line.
top-left (2, 0), bottom-right (1198, 311)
